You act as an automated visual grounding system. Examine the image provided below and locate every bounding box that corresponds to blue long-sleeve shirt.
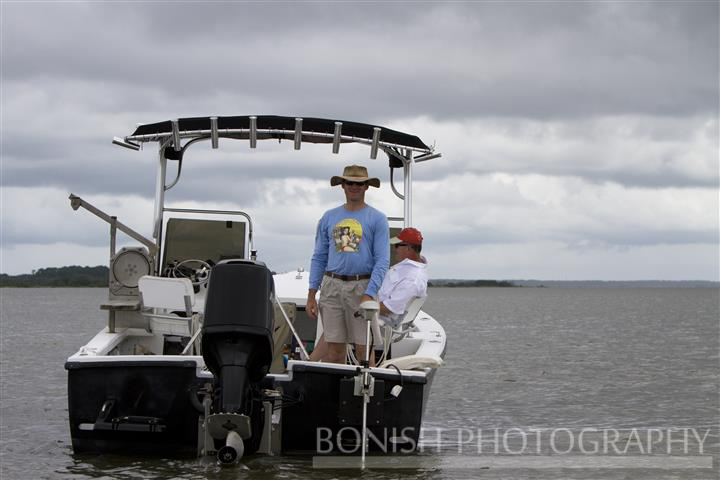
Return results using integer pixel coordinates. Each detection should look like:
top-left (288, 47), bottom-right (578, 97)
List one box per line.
top-left (309, 204), bottom-right (389, 297)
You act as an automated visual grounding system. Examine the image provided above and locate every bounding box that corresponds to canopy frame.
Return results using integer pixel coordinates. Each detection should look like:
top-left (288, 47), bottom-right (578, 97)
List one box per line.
top-left (114, 115), bottom-right (441, 266)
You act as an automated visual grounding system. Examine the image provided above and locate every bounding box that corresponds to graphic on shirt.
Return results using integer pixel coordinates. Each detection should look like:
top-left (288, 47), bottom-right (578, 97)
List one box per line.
top-left (333, 218), bottom-right (362, 253)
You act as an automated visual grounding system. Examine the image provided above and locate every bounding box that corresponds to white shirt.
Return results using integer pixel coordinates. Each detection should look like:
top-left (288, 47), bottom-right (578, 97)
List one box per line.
top-left (377, 257), bottom-right (428, 328)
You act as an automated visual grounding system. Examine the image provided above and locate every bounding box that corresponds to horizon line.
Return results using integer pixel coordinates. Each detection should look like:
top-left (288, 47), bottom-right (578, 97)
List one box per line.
top-left (1, 266), bottom-right (718, 284)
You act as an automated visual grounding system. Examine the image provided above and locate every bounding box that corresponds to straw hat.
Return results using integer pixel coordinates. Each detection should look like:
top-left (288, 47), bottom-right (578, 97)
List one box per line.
top-left (330, 165), bottom-right (380, 188)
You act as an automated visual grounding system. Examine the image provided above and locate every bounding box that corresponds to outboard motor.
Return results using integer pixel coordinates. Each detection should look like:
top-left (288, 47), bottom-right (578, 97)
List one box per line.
top-left (201, 259), bottom-right (274, 462)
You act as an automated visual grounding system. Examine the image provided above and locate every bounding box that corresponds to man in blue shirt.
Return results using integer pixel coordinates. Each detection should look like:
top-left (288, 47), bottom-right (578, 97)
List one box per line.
top-left (307, 165), bottom-right (390, 364)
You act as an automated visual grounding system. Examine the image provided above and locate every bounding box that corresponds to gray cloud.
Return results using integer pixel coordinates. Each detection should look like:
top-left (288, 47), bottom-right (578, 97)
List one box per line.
top-left (3, 114), bottom-right (717, 195)
top-left (1, 2), bottom-right (717, 278)
top-left (2, 2), bottom-right (717, 119)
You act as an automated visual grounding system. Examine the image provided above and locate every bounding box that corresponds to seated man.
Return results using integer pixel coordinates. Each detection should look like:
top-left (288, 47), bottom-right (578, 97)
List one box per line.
top-left (378, 227), bottom-right (428, 328)
top-left (309, 227), bottom-right (428, 363)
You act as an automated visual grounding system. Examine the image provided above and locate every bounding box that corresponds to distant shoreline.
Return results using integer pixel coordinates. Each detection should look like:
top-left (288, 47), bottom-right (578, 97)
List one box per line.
top-left (428, 280), bottom-right (516, 288)
top-left (0, 266), bottom-right (108, 288)
top-left (507, 280), bottom-right (720, 288)
top-left (1, 266), bottom-right (718, 288)
top-left (430, 280), bottom-right (719, 288)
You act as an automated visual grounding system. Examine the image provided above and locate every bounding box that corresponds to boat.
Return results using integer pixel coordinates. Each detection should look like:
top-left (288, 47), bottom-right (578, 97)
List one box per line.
top-left (64, 115), bottom-right (446, 464)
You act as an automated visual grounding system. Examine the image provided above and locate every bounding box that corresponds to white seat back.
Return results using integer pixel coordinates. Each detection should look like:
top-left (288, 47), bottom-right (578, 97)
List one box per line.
top-left (399, 296), bottom-right (426, 328)
top-left (138, 275), bottom-right (195, 311)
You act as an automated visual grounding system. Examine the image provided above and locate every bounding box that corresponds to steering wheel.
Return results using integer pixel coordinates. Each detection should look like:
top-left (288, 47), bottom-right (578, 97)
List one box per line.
top-left (172, 259), bottom-right (213, 286)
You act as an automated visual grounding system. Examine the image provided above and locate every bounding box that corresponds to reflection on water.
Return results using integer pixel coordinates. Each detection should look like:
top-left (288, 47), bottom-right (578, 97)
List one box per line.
top-left (1, 287), bottom-right (718, 479)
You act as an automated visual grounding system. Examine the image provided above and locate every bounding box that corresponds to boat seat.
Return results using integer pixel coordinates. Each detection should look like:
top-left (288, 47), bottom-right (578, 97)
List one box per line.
top-left (138, 275), bottom-right (195, 313)
top-left (398, 295), bottom-right (426, 328)
top-left (138, 275), bottom-right (196, 338)
top-left (380, 296), bottom-right (426, 343)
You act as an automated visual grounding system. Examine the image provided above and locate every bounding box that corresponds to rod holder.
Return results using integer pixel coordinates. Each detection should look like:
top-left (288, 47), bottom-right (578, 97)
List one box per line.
top-left (294, 118), bottom-right (303, 150)
top-left (112, 137), bottom-right (140, 151)
top-left (172, 119), bottom-right (181, 151)
top-left (370, 127), bottom-right (381, 159)
top-left (210, 117), bottom-right (219, 149)
top-left (414, 152), bottom-right (441, 163)
top-left (332, 122), bottom-right (342, 154)
top-left (249, 116), bottom-right (257, 148)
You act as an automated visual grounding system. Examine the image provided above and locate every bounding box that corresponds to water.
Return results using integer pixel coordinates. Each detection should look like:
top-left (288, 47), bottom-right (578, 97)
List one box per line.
top-left (1, 287), bottom-right (718, 479)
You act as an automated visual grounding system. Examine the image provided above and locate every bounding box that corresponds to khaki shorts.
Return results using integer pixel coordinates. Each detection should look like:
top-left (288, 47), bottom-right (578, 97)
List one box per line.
top-left (319, 275), bottom-right (381, 345)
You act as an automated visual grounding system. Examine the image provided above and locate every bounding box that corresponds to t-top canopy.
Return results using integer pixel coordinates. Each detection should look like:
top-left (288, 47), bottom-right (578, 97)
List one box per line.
top-left (124, 115), bottom-right (432, 154)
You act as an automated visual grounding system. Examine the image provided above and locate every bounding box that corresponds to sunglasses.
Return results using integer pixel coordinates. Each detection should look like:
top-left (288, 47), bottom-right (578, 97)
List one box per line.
top-left (393, 243), bottom-right (408, 248)
top-left (343, 180), bottom-right (367, 186)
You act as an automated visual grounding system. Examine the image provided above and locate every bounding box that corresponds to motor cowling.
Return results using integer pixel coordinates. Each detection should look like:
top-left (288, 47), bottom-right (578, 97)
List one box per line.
top-left (202, 260), bottom-right (274, 414)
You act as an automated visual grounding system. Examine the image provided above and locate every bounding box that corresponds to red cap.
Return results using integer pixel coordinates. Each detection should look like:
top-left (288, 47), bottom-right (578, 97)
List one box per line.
top-left (390, 227), bottom-right (423, 246)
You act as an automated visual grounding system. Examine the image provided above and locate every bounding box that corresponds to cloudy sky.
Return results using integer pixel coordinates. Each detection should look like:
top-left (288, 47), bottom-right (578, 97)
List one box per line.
top-left (1, 1), bottom-right (718, 280)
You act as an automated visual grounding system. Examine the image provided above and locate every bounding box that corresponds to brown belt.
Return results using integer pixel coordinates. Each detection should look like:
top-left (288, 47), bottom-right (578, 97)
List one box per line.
top-left (325, 272), bottom-right (371, 281)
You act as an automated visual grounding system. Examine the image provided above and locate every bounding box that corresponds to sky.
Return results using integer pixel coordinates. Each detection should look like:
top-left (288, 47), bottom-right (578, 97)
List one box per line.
top-left (1, 1), bottom-right (718, 281)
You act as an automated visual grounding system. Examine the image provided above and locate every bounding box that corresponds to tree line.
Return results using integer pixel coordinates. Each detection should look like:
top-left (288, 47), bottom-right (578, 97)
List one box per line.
top-left (0, 266), bottom-right (109, 287)
top-left (1, 266), bottom-right (516, 288)
top-left (428, 279), bottom-right (515, 287)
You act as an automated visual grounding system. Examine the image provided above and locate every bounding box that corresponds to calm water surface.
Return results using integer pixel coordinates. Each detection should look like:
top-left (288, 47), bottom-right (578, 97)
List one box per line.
top-left (1, 287), bottom-right (718, 479)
